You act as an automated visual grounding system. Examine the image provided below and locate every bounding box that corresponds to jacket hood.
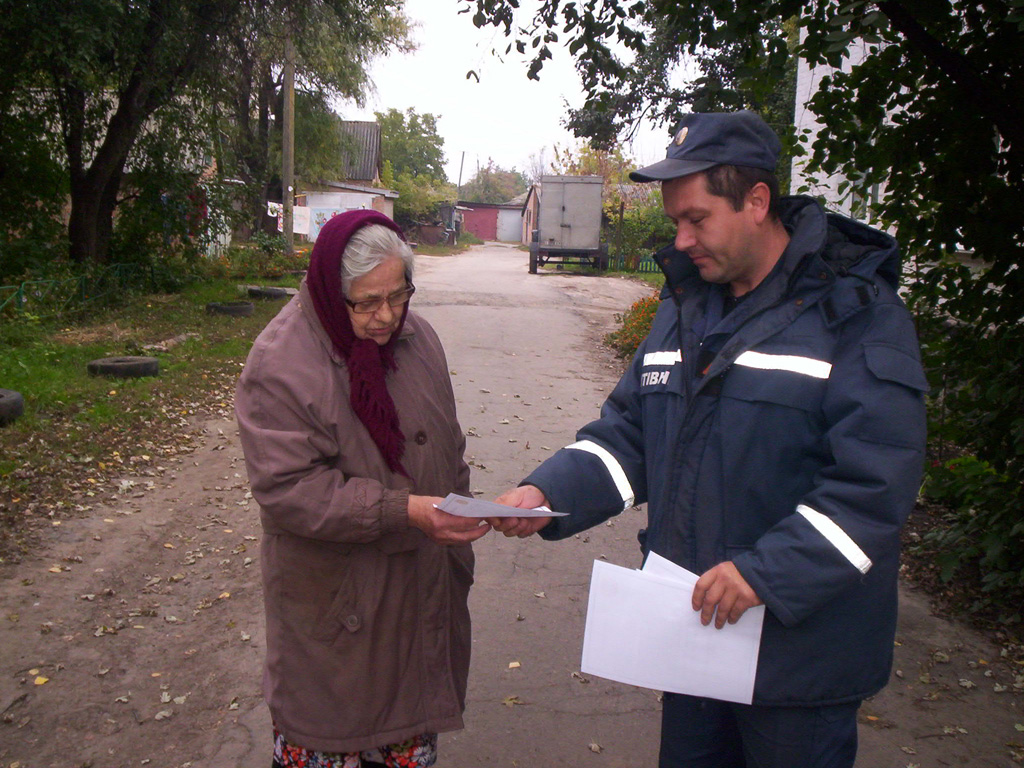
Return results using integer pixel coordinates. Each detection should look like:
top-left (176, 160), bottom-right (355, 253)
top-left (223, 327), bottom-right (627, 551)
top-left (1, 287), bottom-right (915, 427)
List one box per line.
top-left (780, 196), bottom-right (902, 292)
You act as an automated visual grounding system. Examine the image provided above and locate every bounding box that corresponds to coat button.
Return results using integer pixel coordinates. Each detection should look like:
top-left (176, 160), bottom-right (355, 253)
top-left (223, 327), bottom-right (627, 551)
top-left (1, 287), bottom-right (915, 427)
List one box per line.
top-left (343, 614), bottom-right (362, 632)
top-left (414, 430), bottom-right (428, 445)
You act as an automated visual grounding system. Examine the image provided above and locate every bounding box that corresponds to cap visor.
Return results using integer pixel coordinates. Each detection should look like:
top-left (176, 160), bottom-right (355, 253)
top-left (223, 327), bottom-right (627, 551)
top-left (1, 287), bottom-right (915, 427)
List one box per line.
top-left (629, 158), bottom-right (718, 182)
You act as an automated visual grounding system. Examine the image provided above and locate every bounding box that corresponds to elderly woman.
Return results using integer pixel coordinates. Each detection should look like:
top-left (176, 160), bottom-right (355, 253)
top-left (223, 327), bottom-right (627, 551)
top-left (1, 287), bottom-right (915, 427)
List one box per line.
top-left (235, 210), bottom-right (489, 768)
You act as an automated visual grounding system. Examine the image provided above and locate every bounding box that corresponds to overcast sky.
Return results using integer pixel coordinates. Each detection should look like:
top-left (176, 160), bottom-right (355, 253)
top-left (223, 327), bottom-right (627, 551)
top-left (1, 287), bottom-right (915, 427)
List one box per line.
top-left (341, 0), bottom-right (674, 185)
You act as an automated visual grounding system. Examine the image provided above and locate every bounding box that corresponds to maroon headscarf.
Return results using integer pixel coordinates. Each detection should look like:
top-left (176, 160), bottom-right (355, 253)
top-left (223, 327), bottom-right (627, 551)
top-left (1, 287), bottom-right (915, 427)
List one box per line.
top-left (306, 210), bottom-right (410, 476)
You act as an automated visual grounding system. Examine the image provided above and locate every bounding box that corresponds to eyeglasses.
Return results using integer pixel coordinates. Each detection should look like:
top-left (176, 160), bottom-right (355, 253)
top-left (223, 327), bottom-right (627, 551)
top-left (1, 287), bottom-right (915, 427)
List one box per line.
top-left (344, 283), bottom-right (416, 314)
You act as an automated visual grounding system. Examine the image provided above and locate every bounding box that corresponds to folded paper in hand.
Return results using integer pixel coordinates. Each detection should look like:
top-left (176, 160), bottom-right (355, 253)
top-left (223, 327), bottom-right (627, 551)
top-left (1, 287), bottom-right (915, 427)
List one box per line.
top-left (436, 493), bottom-right (567, 518)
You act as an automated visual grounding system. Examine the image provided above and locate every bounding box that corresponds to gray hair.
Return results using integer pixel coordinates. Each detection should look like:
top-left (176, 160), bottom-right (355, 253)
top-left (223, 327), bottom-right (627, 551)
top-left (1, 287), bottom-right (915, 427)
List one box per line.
top-left (341, 223), bottom-right (415, 296)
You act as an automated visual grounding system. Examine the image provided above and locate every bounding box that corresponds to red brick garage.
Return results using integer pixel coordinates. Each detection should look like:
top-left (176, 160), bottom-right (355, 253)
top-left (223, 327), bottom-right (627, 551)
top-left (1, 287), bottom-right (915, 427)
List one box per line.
top-left (459, 201), bottom-right (523, 242)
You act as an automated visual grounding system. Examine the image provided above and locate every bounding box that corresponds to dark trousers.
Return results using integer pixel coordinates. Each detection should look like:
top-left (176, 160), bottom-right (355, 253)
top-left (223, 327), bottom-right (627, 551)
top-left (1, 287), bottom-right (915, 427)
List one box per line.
top-left (659, 693), bottom-right (860, 768)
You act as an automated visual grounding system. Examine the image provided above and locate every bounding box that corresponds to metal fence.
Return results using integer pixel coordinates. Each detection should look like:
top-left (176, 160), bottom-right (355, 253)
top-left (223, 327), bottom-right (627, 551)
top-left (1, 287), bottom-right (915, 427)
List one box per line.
top-left (609, 255), bottom-right (662, 274)
top-left (0, 264), bottom-right (153, 320)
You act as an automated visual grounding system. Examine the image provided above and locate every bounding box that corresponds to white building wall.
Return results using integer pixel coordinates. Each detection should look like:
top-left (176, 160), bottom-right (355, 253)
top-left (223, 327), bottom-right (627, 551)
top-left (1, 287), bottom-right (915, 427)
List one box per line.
top-left (791, 36), bottom-right (886, 226)
top-left (303, 191), bottom-right (377, 210)
top-left (302, 191), bottom-right (391, 241)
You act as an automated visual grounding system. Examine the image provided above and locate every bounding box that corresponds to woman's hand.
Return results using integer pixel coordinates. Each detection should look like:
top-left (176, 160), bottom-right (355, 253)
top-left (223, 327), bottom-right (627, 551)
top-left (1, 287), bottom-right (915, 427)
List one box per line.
top-left (408, 495), bottom-right (491, 545)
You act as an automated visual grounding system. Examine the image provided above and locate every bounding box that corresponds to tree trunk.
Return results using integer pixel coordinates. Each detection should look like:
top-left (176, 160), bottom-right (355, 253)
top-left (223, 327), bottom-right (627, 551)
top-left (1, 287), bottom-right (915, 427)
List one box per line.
top-left (60, 0), bottom-right (223, 265)
top-left (67, 159), bottom-right (124, 265)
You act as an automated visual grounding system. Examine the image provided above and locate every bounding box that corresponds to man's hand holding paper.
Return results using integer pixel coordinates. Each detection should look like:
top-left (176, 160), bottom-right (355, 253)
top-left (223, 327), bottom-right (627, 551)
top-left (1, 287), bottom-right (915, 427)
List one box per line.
top-left (488, 485), bottom-right (553, 538)
top-left (435, 491), bottom-right (556, 538)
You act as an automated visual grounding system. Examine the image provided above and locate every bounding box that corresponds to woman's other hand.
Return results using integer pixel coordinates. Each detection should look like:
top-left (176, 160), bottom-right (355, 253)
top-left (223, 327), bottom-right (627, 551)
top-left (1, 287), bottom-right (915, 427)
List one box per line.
top-left (408, 495), bottom-right (491, 545)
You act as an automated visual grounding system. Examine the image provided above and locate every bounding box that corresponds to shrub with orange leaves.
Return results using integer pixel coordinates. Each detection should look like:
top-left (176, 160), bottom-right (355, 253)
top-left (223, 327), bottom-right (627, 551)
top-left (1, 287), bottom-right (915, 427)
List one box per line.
top-left (606, 293), bottom-right (660, 360)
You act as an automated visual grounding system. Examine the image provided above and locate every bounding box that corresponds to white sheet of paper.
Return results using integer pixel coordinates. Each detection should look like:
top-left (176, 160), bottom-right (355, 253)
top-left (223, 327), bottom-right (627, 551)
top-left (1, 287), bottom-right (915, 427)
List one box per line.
top-left (581, 555), bottom-right (764, 704)
top-left (640, 550), bottom-right (699, 587)
top-left (435, 493), bottom-right (566, 518)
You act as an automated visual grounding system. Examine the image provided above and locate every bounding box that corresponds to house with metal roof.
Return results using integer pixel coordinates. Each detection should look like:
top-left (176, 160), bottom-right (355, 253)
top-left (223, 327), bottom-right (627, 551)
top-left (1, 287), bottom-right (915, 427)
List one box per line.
top-left (298, 121), bottom-right (399, 239)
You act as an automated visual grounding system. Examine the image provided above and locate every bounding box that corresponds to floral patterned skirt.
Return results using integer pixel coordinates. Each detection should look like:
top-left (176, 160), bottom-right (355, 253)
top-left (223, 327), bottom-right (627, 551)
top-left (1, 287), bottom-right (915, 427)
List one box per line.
top-left (273, 727), bottom-right (438, 768)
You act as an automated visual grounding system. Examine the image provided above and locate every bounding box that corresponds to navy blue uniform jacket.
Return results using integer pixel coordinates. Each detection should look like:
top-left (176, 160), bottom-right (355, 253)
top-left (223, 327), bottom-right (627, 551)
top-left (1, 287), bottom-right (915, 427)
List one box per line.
top-left (525, 196), bottom-right (928, 706)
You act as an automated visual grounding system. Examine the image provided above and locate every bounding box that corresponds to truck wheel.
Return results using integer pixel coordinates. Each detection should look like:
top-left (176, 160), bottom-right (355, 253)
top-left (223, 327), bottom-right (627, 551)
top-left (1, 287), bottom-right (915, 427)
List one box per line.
top-left (87, 356), bottom-right (160, 379)
top-left (0, 389), bottom-right (25, 427)
top-left (529, 245), bottom-right (539, 274)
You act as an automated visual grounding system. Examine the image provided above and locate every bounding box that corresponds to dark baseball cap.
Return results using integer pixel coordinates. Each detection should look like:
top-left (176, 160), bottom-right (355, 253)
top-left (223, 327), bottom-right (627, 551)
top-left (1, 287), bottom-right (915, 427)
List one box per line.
top-left (629, 110), bottom-right (781, 182)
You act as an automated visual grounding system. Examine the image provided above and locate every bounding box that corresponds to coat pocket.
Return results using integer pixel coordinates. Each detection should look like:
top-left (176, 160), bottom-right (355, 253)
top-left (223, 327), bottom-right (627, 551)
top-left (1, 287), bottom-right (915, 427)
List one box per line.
top-left (864, 342), bottom-right (929, 392)
top-left (303, 545), bottom-right (384, 643)
top-left (720, 363), bottom-right (827, 412)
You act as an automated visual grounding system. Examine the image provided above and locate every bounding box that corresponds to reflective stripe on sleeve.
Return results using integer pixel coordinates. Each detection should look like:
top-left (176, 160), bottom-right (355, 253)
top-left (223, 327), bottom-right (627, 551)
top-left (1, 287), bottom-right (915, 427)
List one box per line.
top-left (734, 351), bottom-right (832, 379)
top-left (565, 440), bottom-right (635, 510)
top-left (796, 504), bottom-right (872, 574)
top-left (643, 350), bottom-right (682, 367)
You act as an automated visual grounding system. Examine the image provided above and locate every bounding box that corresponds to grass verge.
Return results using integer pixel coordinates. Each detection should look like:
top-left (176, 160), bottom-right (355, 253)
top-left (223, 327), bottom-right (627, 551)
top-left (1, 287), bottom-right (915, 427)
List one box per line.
top-left (0, 279), bottom-right (294, 562)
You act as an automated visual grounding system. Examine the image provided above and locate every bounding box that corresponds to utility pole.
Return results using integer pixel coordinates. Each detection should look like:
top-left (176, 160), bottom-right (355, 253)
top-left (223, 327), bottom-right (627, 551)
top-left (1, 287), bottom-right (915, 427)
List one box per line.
top-left (282, 33), bottom-right (296, 256)
top-left (453, 151), bottom-right (465, 244)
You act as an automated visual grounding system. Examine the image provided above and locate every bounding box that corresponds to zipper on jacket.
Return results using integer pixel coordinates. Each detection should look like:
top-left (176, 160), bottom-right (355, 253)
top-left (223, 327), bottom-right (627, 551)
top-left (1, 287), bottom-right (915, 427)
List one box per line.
top-left (672, 290), bottom-right (692, 406)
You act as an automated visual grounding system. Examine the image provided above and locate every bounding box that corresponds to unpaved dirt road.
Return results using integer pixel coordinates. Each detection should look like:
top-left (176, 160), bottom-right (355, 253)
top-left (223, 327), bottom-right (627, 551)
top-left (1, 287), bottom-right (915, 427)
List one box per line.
top-left (1, 242), bottom-right (1021, 768)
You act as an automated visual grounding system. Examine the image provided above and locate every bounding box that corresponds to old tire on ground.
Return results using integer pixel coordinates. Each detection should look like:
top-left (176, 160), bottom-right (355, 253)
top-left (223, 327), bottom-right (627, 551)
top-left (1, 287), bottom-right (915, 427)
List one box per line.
top-left (0, 389), bottom-right (25, 427)
top-left (87, 356), bottom-right (160, 379)
top-left (247, 286), bottom-right (289, 300)
top-left (529, 244), bottom-right (539, 274)
top-left (206, 300), bottom-right (254, 317)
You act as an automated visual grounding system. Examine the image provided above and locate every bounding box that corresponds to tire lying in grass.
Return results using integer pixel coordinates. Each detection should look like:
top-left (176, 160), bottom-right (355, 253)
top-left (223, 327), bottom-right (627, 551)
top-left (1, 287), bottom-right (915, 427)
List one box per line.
top-left (247, 286), bottom-right (289, 300)
top-left (206, 300), bottom-right (254, 317)
top-left (87, 356), bottom-right (160, 379)
top-left (0, 389), bottom-right (25, 427)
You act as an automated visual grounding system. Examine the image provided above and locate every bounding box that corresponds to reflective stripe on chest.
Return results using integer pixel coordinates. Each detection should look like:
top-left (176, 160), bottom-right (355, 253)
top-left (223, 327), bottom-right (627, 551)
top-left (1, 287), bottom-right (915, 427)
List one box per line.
top-left (733, 350), bottom-right (832, 379)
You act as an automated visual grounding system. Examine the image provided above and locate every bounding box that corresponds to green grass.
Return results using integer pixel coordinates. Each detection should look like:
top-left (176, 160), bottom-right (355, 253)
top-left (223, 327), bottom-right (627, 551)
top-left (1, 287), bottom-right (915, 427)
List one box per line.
top-left (0, 280), bottom-right (292, 560)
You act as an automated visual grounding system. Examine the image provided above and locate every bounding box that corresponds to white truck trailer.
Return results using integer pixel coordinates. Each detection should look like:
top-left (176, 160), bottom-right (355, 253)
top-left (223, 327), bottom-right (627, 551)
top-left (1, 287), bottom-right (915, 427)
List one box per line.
top-left (528, 175), bottom-right (607, 274)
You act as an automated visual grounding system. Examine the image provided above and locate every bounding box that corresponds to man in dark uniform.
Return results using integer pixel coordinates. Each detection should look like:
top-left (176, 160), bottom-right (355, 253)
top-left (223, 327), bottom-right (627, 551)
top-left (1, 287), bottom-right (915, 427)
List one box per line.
top-left (493, 110), bottom-right (928, 767)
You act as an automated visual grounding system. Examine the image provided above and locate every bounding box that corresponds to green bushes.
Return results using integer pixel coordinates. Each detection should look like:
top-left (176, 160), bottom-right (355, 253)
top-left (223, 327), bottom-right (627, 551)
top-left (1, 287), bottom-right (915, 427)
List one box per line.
top-left (908, 261), bottom-right (1024, 624)
top-left (205, 237), bottom-right (308, 281)
top-left (607, 197), bottom-right (676, 267)
top-left (1, 242), bottom-right (306, 323)
top-left (920, 455), bottom-right (1024, 623)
